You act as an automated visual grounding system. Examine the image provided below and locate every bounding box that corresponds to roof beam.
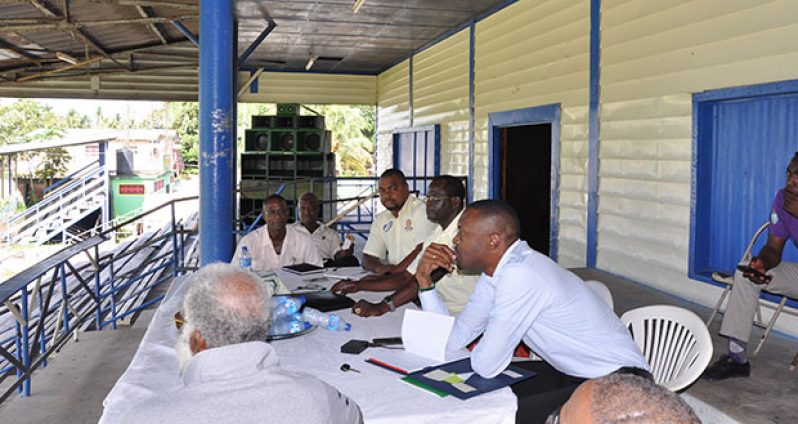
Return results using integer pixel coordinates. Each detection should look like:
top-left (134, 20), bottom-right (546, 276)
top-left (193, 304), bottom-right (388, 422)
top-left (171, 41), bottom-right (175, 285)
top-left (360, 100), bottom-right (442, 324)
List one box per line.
top-left (0, 0), bottom-right (197, 10)
top-left (0, 37), bottom-right (192, 74)
top-left (0, 15), bottom-right (199, 31)
top-left (0, 36), bottom-right (44, 66)
top-left (136, 5), bottom-right (168, 44)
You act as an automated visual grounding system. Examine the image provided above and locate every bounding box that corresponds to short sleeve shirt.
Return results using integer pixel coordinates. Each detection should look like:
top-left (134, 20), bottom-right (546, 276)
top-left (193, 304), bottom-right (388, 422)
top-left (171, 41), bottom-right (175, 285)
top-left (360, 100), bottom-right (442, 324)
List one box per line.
top-left (407, 210), bottom-right (478, 315)
top-left (363, 195), bottom-right (435, 266)
top-left (232, 225), bottom-right (324, 270)
top-left (290, 222), bottom-right (341, 260)
top-left (770, 189), bottom-right (798, 246)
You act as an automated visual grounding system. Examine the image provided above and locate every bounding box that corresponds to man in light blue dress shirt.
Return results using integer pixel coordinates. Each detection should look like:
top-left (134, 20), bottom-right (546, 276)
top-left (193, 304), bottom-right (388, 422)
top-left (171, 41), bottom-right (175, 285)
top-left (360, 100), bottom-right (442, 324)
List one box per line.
top-left (415, 200), bottom-right (649, 424)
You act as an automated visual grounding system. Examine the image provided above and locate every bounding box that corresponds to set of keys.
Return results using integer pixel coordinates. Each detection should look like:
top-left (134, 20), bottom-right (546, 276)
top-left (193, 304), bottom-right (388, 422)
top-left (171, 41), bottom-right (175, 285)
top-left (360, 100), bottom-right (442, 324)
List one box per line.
top-left (340, 363), bottom-right (360, 373)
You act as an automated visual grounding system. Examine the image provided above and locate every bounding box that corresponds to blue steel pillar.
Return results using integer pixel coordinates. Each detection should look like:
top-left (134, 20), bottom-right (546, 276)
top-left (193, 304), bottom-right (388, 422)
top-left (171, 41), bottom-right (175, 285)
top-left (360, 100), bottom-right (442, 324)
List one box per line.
top-left (199, 0), bottom-right (236, 265)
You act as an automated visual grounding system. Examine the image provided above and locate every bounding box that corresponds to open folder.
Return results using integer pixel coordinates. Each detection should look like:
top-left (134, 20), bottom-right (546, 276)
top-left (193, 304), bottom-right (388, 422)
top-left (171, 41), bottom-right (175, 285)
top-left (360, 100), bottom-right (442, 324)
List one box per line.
top-left (402, 358), bottom-right (536, 399)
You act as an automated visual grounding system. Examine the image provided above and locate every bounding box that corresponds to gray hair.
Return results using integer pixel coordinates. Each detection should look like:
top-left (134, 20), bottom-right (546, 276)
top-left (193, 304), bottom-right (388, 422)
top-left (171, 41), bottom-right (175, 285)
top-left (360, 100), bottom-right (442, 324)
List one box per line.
top-left (299, 192), bottom-right (320, 209)
top-left (591, 374), bottom-right (700, 424)
top-left (183, 262), bottom-right (272, 349)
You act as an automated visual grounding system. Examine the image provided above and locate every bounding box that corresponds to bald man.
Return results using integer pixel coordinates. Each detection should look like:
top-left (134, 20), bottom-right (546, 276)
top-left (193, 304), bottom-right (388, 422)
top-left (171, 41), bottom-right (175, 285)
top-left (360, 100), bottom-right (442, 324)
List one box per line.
top-left (415, 200), bottom-right (649, 423)
top-left (548, 373), bottom-right (699, 424)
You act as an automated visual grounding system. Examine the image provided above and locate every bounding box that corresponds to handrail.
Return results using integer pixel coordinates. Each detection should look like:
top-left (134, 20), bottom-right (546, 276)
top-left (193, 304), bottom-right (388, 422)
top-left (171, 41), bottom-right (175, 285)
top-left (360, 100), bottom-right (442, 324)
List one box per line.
top-left (43, 160), bottom-right (100, 195)
top-left (8, 165), bottom-right (104, 225)
top-left (0, 195), bottom-right (200, 403)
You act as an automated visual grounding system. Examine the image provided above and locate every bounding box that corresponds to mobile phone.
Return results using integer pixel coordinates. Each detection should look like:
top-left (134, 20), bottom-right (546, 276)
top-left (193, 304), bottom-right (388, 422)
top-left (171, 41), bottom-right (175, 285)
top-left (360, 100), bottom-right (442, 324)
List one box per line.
top-left (736, 265), bottom-right (771, 281)
top-left (430, 267), bottom-right (449, 283)
top-left (372, 337), bottom-right (403, 346)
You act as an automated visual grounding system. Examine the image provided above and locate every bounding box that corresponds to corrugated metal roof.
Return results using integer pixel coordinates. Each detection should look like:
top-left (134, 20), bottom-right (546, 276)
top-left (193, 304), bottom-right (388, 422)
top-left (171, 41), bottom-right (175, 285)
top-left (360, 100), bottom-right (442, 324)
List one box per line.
top-left (0, 0), bottom-right (507, 101)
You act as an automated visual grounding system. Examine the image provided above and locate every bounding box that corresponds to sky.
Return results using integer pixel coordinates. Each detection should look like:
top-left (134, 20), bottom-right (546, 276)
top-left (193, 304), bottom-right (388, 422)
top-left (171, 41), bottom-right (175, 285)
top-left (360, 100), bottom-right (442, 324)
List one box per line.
top-left (0, 97), bottom-right (165, 121)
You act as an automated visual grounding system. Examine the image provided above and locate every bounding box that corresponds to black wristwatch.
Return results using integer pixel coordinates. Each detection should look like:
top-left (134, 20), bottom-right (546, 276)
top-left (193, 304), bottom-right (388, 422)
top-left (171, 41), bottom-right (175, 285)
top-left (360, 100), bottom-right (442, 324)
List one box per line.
top-left (383, 295), bottom-right (396, 313)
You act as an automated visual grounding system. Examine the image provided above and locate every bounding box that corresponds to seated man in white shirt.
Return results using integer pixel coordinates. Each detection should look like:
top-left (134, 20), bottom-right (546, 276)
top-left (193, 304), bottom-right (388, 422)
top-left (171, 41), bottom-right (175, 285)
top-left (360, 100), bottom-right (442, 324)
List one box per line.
top-left (331, 175), bottom-right (477, 317)
top-left (361, 169), bottom-right (436, 274)
top-left (121, 263), bottom-right (363, 424)
top-left (292, 192), bottom-right (358, 267)
top-left (232, 195), bottom-right (323, 270)
top-left (415, 200), bottom-right (650, 424)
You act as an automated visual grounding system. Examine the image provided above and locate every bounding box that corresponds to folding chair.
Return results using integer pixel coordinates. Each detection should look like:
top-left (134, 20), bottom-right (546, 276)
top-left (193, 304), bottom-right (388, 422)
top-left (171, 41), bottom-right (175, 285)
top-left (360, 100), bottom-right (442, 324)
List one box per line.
top-left (706, 221), bottom-right (792, 357)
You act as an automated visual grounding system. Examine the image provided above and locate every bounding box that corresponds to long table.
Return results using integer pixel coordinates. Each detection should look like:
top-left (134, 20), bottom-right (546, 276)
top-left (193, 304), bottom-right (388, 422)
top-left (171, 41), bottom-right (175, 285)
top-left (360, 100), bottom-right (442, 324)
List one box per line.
top-left (100, 269), bottom-right (516, 424)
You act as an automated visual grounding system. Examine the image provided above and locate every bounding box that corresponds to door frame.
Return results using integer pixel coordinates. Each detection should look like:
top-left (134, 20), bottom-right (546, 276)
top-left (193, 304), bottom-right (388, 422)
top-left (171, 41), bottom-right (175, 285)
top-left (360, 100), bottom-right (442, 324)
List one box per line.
top-left (488, 103), bottom-right (561, 260)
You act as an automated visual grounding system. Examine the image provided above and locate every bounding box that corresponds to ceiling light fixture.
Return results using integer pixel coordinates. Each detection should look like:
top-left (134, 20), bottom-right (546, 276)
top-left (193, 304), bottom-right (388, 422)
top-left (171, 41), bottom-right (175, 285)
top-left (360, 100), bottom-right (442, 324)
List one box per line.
top-left (55, 51), bottom-right (78, 65)
top-left (305, 56), bottom-right (317, 71)
top-left (353, 0), bottom-right (365, 13)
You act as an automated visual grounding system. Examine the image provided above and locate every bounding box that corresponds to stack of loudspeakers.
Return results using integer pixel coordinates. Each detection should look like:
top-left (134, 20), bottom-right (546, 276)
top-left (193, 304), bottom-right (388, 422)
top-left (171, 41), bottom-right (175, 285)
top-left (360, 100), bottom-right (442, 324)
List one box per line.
top-left (240, 103), bottom-right (336, 225)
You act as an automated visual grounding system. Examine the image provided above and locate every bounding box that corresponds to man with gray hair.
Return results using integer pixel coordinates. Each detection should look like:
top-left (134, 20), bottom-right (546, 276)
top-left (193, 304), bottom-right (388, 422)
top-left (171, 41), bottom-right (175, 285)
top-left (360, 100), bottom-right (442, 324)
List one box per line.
top-left (548, 373), bottom-right (700, 424)
top-left (122, 263), bottom-right (363, 424)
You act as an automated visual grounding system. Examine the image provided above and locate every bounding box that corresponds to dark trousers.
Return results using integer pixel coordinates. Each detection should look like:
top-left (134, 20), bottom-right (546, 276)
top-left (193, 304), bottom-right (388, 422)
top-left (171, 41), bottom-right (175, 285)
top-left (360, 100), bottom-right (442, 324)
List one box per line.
top-left (510, 361), bottom-right (586, 424)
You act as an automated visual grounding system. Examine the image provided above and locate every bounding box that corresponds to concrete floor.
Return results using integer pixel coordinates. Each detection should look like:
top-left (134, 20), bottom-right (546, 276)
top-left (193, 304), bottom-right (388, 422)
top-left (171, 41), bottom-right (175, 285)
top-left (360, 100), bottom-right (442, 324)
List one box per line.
top-left (0, 269), bottom-right (796, 423)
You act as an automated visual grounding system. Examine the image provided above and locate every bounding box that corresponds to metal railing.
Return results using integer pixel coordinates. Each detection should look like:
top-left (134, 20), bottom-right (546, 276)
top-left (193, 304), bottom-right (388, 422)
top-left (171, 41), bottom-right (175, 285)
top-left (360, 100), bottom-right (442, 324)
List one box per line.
top-left (5, 162), bottom-right (106, 244)
top-left (0, 195), bottom-right (199, 403)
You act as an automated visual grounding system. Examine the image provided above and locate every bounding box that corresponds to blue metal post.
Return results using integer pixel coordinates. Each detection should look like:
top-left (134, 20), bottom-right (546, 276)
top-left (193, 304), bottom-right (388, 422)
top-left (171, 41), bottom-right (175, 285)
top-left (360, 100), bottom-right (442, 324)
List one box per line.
top-left (20, 288), bottom-right (31, 396)
top-left (171, 20), bottom-right (199, 47)
top-left (238, 21), bottom-right (276, 65)
top-left (107, 256), bottom-right (117, 330)
top-left (467, 21), bottom-right (475, 203)
top-left (586, 0), bottom-right (601, 268)
top-left (171, 202), bottom-right (179, 277)
top-left (199, 0), bottom-right (236, 265)
top-left (37, 282), bottom-right (47, 368)
top-left (60, 263), bottom-right (70, 334)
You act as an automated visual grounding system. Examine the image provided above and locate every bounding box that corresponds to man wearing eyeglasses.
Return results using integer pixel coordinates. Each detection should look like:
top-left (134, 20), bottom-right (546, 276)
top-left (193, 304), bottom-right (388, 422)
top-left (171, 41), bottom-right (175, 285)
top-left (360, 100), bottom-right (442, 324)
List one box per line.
top-left (332, 175), bottom-right (477, 317)
top-left (122, 263), bottom-right (363, 424)
top-left (232, 194), bottom-right (323, 270)
top-left (704, 153), bottom-right (798, 380)
top-left (361, 168), bottom-right (436, 275)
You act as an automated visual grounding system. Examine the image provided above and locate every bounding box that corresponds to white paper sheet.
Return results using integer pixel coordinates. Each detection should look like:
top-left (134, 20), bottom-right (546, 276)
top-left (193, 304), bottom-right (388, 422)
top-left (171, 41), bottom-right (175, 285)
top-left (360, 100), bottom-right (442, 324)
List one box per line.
top-left (401, 309), bottom-right (454, 362)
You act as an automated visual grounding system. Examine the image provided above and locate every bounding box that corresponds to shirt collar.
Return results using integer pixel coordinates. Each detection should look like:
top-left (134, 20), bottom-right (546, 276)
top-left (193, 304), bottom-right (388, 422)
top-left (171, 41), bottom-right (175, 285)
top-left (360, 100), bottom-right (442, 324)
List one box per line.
top-left (482, 239), bottom-right (524, 282)
top-left (182, 341), bottom-right (278, 385)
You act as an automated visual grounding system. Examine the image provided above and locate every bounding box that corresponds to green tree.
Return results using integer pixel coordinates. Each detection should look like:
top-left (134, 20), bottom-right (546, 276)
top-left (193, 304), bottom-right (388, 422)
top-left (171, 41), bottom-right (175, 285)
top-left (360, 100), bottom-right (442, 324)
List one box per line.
top-left (169, 102), bottom-right (199, 173)
top-left (301, 105), bottom-right (375, 176)
top-left (63, 108), bottom-right (91, 128)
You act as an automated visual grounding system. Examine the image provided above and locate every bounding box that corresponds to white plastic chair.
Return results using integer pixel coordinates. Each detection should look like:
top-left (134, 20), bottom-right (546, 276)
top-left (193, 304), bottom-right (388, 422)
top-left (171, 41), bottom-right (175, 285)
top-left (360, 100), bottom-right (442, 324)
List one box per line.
top-left (585, 279), bottom-right (614, 310)
top-left (621, 305), bottom-right (713, 392)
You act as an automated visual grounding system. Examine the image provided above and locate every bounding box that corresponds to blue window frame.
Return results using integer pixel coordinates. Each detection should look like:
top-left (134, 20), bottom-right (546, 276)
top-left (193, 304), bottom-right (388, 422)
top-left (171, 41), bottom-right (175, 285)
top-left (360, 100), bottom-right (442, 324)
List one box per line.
top-left (691, 80), bottom-right (798, 291)
top-left (392, 125), bottom-right (440, 196)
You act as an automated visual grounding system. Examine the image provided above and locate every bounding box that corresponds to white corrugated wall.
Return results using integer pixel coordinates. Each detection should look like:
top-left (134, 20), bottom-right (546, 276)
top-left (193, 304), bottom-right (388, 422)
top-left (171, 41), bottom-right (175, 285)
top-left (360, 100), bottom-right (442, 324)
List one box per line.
top-left (376, 0), bottom-right (591, 267)
top-left (239, 72), bottom-right (376, 105)
top-left (376, 60), bottom-right (410, 172)
top-left (474, 0), bottom-right (590, 267)
top-left (411, 30), bottom-right (470, 176)
top-left (599, 0), bottom-right (798, 314)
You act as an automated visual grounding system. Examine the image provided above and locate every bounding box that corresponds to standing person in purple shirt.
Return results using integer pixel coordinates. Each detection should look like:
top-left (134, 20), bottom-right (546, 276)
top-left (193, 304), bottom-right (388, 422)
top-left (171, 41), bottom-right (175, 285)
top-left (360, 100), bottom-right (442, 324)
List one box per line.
top-left (704, 153), bottom-right (798, 380)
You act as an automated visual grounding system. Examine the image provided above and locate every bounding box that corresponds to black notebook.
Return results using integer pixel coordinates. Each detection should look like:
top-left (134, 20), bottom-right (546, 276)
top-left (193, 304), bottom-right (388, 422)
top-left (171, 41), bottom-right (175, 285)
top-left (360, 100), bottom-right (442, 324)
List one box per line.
top-left (300, 291), bottom-right (355, 312)
top-left (283, 263), bottom-right (325, 275)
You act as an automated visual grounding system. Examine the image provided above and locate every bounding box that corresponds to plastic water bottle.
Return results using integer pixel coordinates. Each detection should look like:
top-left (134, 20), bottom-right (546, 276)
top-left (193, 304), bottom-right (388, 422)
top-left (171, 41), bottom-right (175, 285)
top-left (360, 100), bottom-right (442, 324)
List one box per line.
top-left (271, 295), bottom-right (306, 319)
top-left (268, 314), bottom-right (311, 336)
top-left (301, 307), bottom-right (351, 331)
top-left (239, 245), bottom-right (252, 270)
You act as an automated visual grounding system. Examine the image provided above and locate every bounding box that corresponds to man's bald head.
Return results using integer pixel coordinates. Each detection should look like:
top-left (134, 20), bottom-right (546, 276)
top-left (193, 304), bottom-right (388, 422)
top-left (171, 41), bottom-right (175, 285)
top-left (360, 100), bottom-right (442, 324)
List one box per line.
top-left (182, 263), bottom-right (272, 350)
top-left (557, 373), bottom-right (700, 424)
top-left (467, 200), bottom-right (521, 243)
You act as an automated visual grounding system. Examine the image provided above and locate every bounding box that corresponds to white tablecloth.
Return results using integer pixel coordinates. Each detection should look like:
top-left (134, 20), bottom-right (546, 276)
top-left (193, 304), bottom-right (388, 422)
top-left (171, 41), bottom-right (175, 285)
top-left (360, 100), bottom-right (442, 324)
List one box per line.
top-left (100, 269), bottom-right (516, 424)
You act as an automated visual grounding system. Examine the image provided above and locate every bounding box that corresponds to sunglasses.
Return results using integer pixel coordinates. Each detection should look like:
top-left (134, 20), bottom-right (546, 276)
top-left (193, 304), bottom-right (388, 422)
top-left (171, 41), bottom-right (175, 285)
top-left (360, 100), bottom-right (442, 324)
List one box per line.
top-left (174, 311), bottom-right (185, 330)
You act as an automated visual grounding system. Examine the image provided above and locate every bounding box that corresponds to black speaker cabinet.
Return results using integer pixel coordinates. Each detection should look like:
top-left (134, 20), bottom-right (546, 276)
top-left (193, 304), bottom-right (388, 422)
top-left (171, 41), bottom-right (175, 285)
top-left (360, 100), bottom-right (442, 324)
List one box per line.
top-left (241, 153), bottom-right (267, 177)
top-left (274, 115), bottom-right (296, 129)
top-left (271, 130), bottom-right (295, 152)
top-left (298, 116), bottom-right (325, 129)
top-left (245, 129), bottom-right (270, 152)
top-left (251, 115), bottom-right (274, 129)
top-left (277, 103), bottom-right (300, 116)
top-left (296, 130), bottom-right (324, 152)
